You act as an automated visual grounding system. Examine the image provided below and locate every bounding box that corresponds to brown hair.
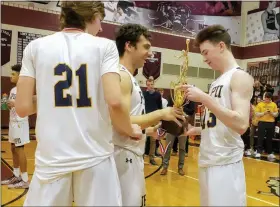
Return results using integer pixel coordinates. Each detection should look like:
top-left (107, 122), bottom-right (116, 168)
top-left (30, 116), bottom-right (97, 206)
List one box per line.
top-left (115, 23), bottom-right (152, 57)
top-left (60, 1), bottom-right (105, 30)
top-left (194, 24), bottom-right (231, 50)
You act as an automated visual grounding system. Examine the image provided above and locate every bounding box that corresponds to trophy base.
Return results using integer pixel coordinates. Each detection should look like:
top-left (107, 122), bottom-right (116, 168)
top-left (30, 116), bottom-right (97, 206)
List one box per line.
top-left (161, 119), bottom-right (188, 137)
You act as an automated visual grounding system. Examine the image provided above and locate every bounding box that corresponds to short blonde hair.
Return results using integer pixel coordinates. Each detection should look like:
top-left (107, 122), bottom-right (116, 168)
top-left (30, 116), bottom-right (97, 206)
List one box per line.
top-left (60, 1), bottom-right (105, 30)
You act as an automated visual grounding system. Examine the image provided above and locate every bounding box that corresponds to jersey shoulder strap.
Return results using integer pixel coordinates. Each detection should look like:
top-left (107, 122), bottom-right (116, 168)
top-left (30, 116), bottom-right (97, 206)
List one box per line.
top-left (119, 64), bottom-right (134, 94)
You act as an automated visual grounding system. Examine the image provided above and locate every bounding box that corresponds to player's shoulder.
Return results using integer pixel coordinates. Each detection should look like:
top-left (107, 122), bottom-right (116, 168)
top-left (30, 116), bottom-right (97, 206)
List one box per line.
top-left (82, 35), bottom-right (116, 52)
top-left (120, 68), bottom-right (132, 81)
top-left (232, 69), bottom-right (254, 83)
top-left (84, 34), bottom-right (115, 46)
top-left (26, 32), bottom-right (60, 48)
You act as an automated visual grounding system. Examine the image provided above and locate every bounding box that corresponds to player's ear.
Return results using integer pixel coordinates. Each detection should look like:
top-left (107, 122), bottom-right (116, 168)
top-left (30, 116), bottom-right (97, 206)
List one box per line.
top-left (125, 41), bottom-right (133, 52)
top-left (219, 41), bottom-right (226, 53)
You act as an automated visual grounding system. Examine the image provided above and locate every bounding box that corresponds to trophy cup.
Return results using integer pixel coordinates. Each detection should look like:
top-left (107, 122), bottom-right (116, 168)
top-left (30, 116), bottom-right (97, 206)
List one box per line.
top-left (161, 39), bottom-right (190, 136)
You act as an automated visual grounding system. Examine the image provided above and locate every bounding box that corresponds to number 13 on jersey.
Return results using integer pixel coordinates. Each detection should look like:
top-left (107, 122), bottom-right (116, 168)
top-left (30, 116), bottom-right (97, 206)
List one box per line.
top-left (201, 109), bottom-right (217, 129)
top-left (54, 63), bottom-right (92, 107)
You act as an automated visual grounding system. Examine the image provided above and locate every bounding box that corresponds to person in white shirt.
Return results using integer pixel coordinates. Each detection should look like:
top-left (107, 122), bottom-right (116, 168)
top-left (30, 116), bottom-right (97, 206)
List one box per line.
top-left (158, 88), bottom-right (168, 108)
top-left (113, 23), bottom-right (184, 206)
top-left (179, 25), bottom-right (254, 206)
top-left (15, 2), bottom-right (142, 206)
top-left (1, 64), bottom-right (30, 189)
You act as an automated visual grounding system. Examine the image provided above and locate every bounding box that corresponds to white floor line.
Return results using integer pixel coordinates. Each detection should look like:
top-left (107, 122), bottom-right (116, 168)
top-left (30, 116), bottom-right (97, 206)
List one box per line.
top-left (167, 169), bottom-right (278, 206)
top-left (167, 169), bottom-right (198, 181)
top-left (246, 195), bottom-right (278, 206)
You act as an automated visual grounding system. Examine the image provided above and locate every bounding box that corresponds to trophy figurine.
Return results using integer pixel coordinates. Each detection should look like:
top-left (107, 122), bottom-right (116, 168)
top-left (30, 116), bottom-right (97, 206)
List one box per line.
top-left (161, 39), bottom-right (190, 136)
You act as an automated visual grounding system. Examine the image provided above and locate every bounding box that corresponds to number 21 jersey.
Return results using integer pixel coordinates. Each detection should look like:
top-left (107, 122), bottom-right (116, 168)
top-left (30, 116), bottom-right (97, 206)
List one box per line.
top-left (19, 32), bottom-right (119, 182)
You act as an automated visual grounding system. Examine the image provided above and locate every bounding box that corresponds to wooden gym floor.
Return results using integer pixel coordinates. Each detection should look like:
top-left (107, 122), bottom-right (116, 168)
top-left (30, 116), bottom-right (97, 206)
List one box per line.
top-left (1, 131), bottom-right (279, 206)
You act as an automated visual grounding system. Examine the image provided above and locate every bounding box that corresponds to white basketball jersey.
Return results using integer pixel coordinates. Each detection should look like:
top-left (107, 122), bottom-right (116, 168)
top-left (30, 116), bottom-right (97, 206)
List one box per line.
top-left (19, 32), bottom-right (120, 182)
top-left (113, 65), bottom-right (146, 156)
top-left (199, 67), bottom-right (244, 167)
top-left (9, 87), bottom-right (28, 122)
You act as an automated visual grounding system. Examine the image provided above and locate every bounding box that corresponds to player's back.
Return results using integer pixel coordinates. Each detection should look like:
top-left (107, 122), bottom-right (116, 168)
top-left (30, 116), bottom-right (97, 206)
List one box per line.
top-left (30, 32), bottom-right (117, 182)
top-left (200, 67), bottom-right (244, 167)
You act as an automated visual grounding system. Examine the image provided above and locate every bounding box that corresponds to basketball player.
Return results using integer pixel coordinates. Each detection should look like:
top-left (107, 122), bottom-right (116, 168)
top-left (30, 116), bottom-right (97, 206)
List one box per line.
top-left (178, 25), bottom-right (254, 206)
top-left (261, 1), bottom-right (279, 41)
top-left (114, 23), bottom-right (184, 206)
top-left (15, 2), bottom-right (142, 206)
top-left (1, 64), bottom-right (30, 189)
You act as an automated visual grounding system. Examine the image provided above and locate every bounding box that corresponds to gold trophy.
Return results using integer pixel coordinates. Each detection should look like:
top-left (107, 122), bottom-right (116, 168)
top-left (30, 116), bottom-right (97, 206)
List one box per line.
top-left (161, 39), bottom-right (190, 136)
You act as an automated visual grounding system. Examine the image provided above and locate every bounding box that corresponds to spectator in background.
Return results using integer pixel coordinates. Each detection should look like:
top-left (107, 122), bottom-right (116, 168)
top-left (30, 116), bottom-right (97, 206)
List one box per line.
top-left (251, 80), bottom-right (264, 104)
top-left (255, 92), bottom-right (278, 159)
top-left (158, 88), bottom-right (168, 108)
top-left (160, 97), bottom-right (195, 176)
top-left (264, 84), bottom-right (275, 96)
top-left (275, 91), bottom-right (280, 140)
top-left (276, 91), bottom-right (280, 123)
top-left (143, 77), bottom-right (162, 165)
top-left (248, 96), bottom-right (262, 156)
top-left (171, 97), bottom-right (195, 157)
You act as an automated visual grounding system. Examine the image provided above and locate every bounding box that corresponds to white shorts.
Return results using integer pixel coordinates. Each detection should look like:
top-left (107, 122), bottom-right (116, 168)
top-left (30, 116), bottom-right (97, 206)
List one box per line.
top-left (199, 160), bottom-right (246, 206)
top-left (114, 146), bottom-right (146, 206)
top-left (24, 156), bottom-right (122, 206)
top-left (9, 120), bottom-right (30, 147)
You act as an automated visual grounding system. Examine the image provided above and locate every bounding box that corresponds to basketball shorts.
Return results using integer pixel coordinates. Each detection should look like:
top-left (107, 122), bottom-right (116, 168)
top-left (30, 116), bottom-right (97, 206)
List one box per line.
top-left (199, 160), bottom-right (246, 206)
top-left (114, 146), bottom-right (146, 206)
top-left (23, 155), bottom-right (122, 206)
top-left (8, 120), bottom-right (30, 147)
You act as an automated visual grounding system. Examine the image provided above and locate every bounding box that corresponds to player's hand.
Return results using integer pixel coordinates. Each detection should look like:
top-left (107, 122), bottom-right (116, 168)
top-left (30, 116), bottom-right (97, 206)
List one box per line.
top-left (129, 124), bottom-right (143, 140)
top-left (183, 124), bottom-right (198, 136)
top-left (7, 100), bottom-right (15, 108)
top-left (176, 85), bottom-right (208, 103)
top-left (146, 122), bottom-right (165, 139)
top-left (161, 107), bottom-right (185, 127)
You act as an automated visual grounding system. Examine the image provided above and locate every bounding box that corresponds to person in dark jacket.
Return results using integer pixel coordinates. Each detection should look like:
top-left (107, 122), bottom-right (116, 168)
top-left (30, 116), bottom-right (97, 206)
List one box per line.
top-left (160, 95), bottom-right (195, 176)
top-left (143, 77), bottom-right (162, 165)
top-left (168, 95), bottom-right (195, 156)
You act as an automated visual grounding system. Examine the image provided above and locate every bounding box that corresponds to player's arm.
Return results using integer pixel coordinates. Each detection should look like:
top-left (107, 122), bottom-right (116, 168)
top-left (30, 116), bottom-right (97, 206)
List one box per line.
top-left (184, 125), bottom-right (202, 136)
top-left (131, 111), bottom-right (164, 129)
top-left (15, 42), bottom-right (37, 117)
top-left (101, 41), bottom-right (134, 137)
top-left (202, 70), bottom-right (254, 135)
top-left (118, 72), bottom-right (163, 129)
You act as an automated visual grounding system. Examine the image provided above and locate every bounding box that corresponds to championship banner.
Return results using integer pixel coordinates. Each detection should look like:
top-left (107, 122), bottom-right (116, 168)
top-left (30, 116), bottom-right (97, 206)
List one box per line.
top-left (1, 29), bottom-right (12, 66)
top-left (142, 51), bottom-right (161, 80)
top-left (17, 31), bottom-right (44, 64)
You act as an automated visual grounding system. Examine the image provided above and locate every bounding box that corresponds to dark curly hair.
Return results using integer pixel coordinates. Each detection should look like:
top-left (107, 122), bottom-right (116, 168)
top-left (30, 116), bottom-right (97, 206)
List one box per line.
top-left (115, 23), bottom-right (151, 57)
top-left (11, 64), bottom-right (21, 72)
